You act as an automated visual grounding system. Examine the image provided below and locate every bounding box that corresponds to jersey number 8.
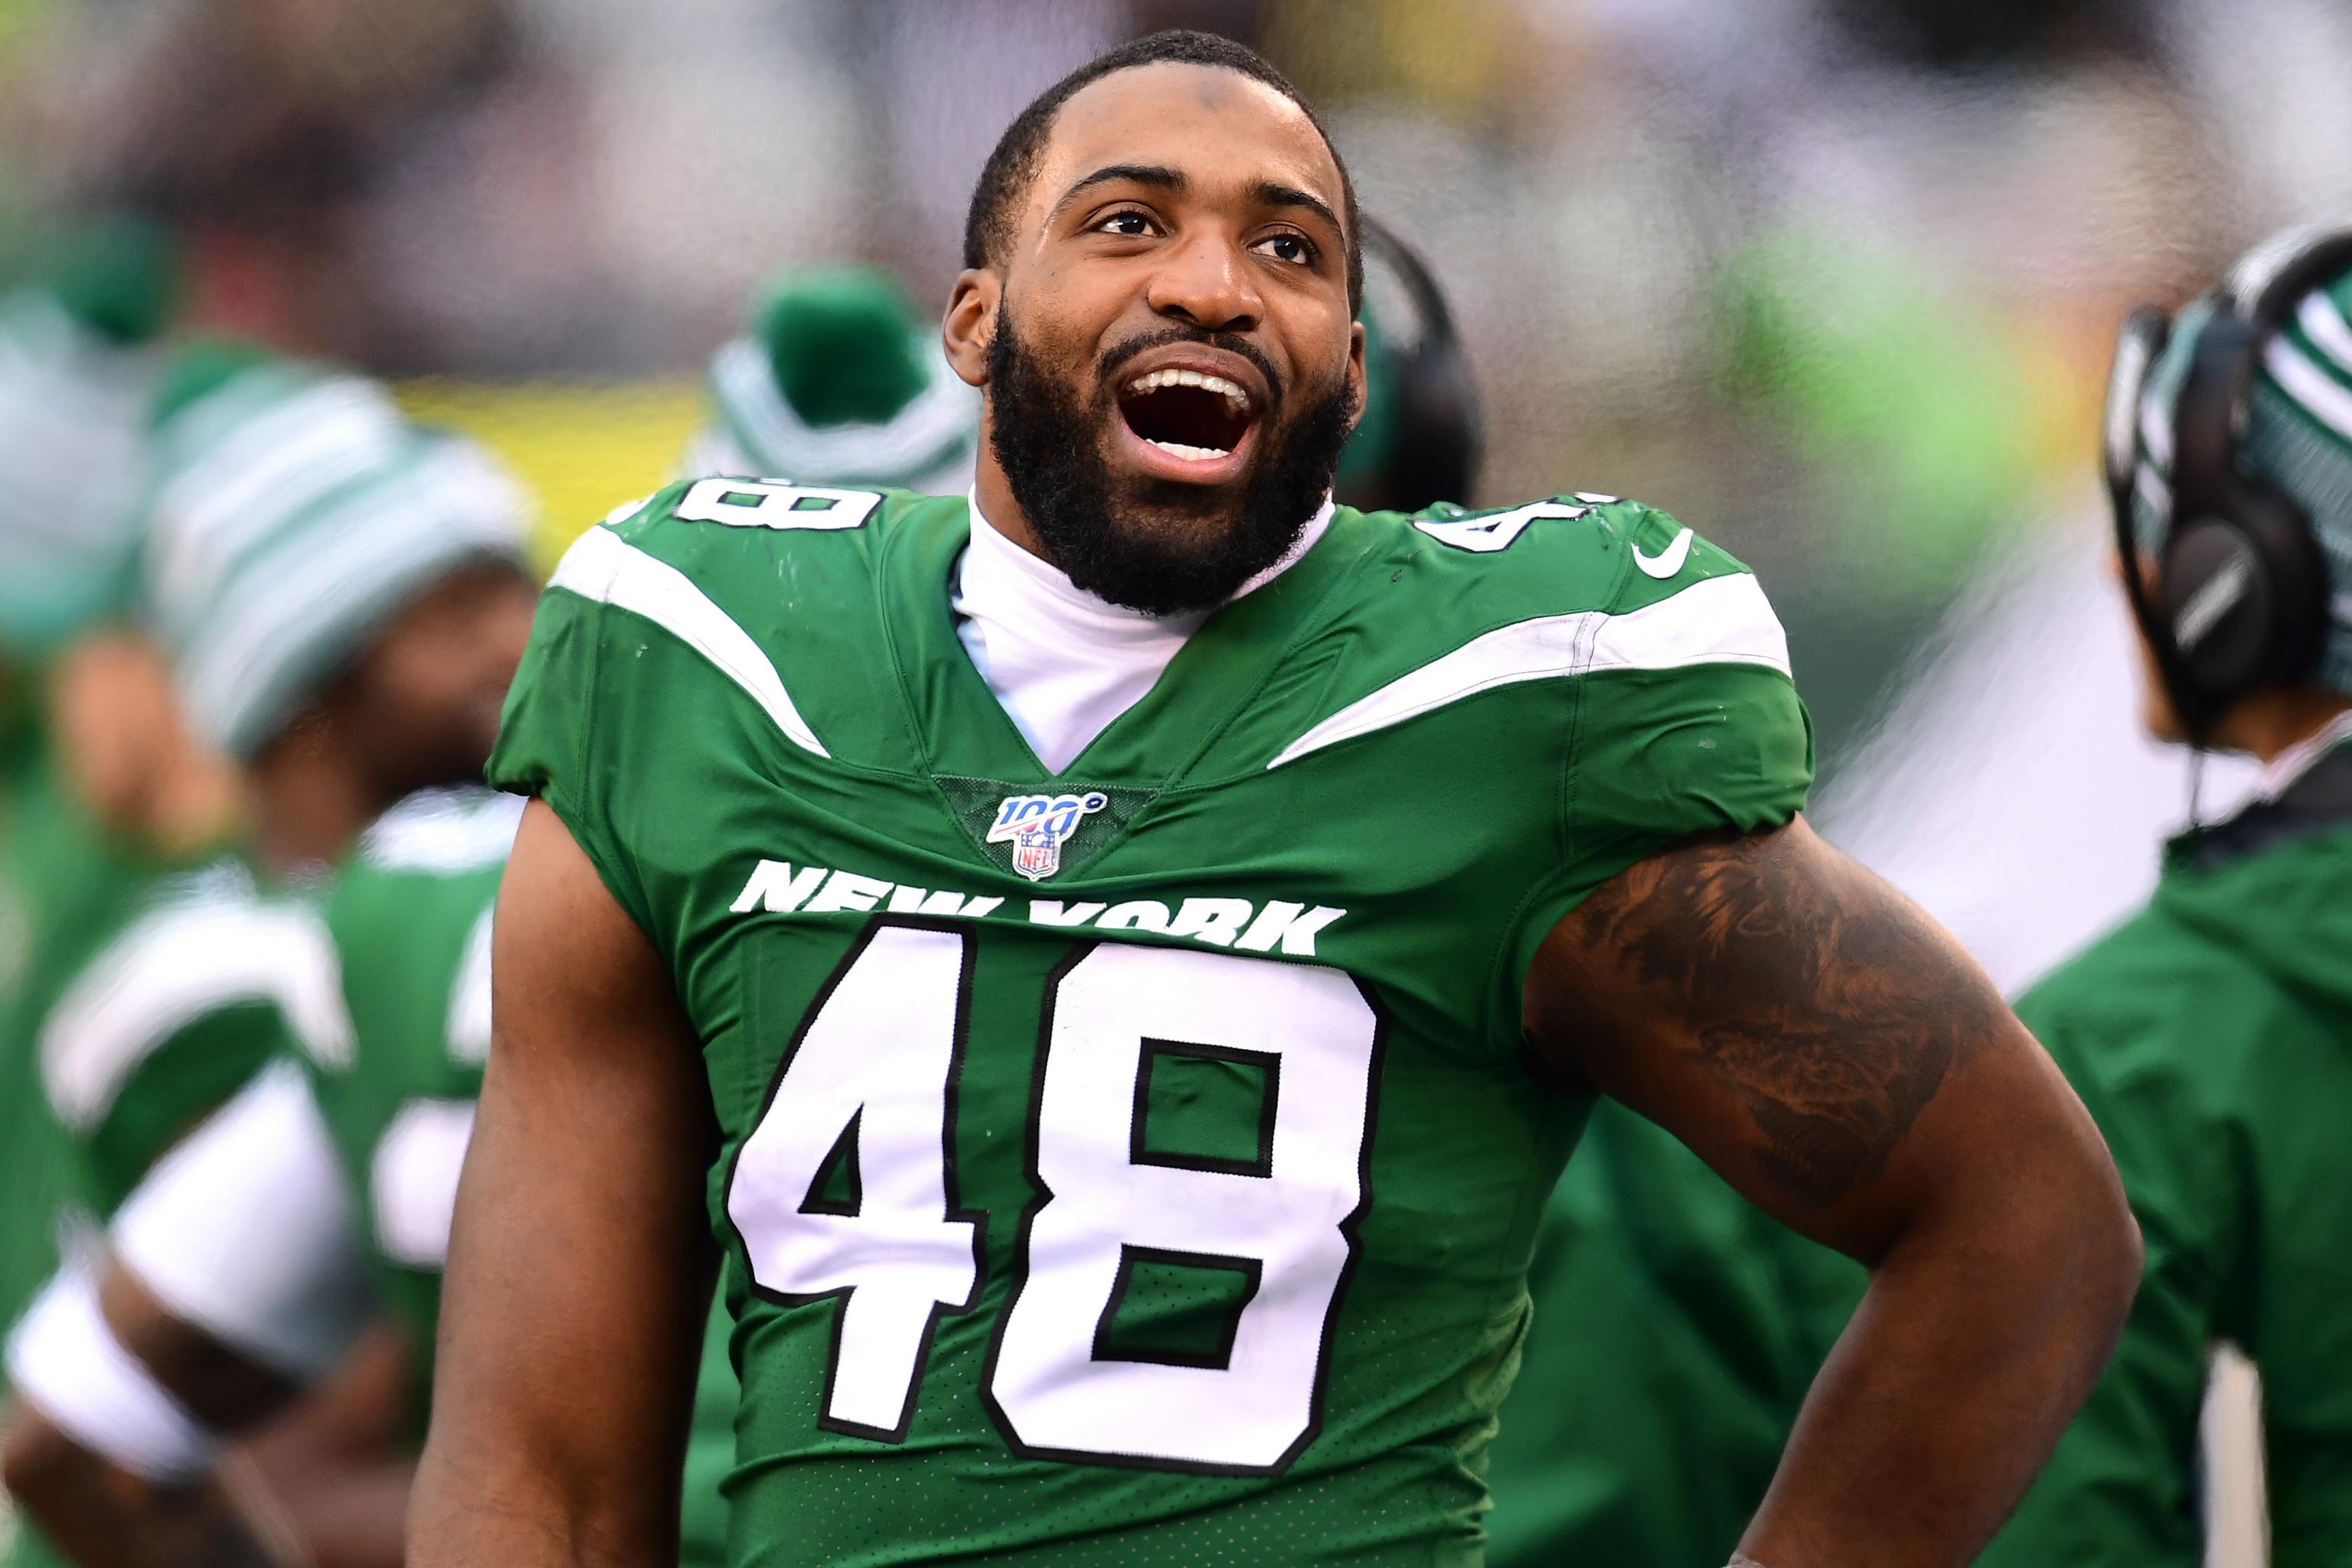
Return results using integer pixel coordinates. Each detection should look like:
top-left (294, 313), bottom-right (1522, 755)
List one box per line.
top-left (725, 924), bottom-right (1383, 1475)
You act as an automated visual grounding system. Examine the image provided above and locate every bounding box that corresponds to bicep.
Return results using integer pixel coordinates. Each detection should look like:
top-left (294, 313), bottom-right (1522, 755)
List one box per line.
top-left (1524, 816), bottom-right (2104, 1262)
top-left (422, 799), bottom-right (714, 1527)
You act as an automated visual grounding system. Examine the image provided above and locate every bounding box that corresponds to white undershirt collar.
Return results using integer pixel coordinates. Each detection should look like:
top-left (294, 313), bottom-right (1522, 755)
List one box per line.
top-left (952, 489), bottom-right (1332, 773)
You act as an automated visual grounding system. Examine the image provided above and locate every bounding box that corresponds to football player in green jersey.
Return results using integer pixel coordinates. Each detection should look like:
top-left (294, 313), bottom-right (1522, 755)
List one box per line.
top-left (2, 346), bottom-right (537, 1568)
top-left (417, 31), bottom-right (2140, 1568)
top-left (1972, 232), bottom-right (2352, 1568)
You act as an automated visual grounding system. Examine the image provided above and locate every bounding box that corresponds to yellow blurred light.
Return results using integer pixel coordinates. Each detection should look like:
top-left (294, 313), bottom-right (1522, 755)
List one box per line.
top-left (394, 377), bottom-right (705, 575)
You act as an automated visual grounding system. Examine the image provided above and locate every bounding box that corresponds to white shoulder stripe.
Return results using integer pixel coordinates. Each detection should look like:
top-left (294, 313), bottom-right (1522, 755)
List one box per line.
top-left (2297, 289), bottom-right (2352, 377)
top-left (2266, 337), bottom-right (2352, 443)
top-left (41, 901), bottom-right (353, 1131)
top-left (548, 525), bottom-right (828, 758)
top-left (1266, 571), bottom-right (1790, 770)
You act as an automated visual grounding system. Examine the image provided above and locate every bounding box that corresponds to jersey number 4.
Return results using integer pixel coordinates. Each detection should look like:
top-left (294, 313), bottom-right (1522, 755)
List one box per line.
top-left (725, 924), bottom-right (1383, 1475)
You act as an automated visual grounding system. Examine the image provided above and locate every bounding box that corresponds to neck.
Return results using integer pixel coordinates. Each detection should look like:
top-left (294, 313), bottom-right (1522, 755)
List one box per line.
top-left (242, 725), bottom-right (384, 878)
top-left (973, 451), bottom-right (1051, 564)
top-left (2213, 687), bottom-right (2352, 766)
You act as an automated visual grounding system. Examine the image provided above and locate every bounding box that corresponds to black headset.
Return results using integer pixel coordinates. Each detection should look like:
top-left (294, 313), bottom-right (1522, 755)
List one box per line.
top-left (2105, 225), bottom-right (2352, 737)
top-left (1349, 215), bottom-right (1484, 513)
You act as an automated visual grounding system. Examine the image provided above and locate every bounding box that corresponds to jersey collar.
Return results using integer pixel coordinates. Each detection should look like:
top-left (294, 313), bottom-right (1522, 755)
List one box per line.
top-left (880, 493), bottom-right (1357, 789)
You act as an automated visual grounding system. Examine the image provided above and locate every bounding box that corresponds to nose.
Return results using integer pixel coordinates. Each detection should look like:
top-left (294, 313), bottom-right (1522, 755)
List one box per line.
top-left (1144, 230), bottom-right (1263, 335)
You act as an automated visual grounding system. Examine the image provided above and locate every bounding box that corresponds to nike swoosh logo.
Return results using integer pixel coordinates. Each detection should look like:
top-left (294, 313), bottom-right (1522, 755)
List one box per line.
top-left (1631, 528), bottom-right (1694, 579)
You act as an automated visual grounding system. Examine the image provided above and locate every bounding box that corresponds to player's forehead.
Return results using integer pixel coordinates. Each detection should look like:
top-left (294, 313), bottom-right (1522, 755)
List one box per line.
top-left (1023, 62), bottom-right (1344, 240)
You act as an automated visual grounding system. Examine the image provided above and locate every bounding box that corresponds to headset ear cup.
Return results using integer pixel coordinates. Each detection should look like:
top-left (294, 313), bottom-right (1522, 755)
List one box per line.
top-left (2161, 517), bottom-right (2275, 706)
top-left (2238, 482), bottom-right (2334, 684)
top-left (2159, 487), bottom-right (2330, 712)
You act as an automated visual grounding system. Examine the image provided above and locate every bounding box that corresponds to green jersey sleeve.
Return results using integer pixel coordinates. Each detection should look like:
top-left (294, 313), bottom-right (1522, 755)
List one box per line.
top-left (1503, 501), bottom-right (1814, 977)
top-left (37, 863), bottom-right (344, 1214)
top-left (485, 491), bottom-right (682, 935)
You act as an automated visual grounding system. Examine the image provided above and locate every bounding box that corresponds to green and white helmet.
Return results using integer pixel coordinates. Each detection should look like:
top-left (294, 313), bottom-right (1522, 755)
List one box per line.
top-left (681, 266), bottom-right (978, 495)
top-left (136, 346), bottom-right (534, 759)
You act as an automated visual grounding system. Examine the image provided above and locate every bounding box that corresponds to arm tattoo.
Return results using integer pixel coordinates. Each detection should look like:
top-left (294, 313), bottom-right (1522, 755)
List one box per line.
top-left (1545, 828), bottom-right (1991, 1210)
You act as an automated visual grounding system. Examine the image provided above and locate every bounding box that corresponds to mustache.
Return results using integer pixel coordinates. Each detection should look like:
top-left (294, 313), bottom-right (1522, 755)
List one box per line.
top-left (1096, 325), bottom-right (1284, 413)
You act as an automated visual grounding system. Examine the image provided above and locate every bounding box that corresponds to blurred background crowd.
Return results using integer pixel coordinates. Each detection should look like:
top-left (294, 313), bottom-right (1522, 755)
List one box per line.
top-left (4, 0), bottom-right (2350, 1563)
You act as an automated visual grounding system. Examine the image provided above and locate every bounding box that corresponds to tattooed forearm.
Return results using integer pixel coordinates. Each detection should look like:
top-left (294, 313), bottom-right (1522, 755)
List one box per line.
top-left (1529, 820), bottom-right (2002, 1210)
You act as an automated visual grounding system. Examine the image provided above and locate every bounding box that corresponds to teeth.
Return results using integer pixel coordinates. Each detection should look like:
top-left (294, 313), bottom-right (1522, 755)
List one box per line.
top-left (1122, 367), bottom-right (1253, 416)
top-left (1147, 437), bottom-right (1230, 462)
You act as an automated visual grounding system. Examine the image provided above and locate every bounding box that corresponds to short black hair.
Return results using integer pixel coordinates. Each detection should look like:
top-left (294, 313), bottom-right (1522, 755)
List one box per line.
top-left (962, 30), bottom-right (1362, 310)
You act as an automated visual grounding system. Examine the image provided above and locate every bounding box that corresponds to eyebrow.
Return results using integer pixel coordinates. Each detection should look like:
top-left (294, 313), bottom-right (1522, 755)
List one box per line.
top-left (1049, 163), bottom-right (1185, 220)
top-left (1250, 180), bottom-right (1344, 243)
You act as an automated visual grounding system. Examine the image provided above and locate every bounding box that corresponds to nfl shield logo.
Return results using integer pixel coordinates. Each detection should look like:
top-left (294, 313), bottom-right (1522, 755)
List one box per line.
top-left (987, 791), bottom-right (1109, 882)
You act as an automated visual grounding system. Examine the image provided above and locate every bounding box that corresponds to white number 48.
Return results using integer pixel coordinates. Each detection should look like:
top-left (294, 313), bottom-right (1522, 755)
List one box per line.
top-left (725, 926), bottom-right (1383, 1472)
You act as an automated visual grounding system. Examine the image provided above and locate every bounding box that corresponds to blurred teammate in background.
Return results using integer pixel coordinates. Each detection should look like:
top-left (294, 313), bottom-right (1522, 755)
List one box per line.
top-left (1976, 229), bottom-right (2352, 1567)
top-left (1, 346), bottom-right (536, 1568)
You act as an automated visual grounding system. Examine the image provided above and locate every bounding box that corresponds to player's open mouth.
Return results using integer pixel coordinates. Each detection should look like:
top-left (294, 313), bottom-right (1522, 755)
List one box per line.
top-left (1116, 366), bottom-right (1257, 481)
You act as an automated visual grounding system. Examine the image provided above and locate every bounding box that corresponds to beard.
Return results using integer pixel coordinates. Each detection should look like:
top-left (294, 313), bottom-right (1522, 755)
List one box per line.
top-left (985, 305), bottom-right (1357, 617)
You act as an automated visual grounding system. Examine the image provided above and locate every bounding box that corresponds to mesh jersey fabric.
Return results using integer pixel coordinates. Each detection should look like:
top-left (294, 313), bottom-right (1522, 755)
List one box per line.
top-left (487, 480), bottom-right (1813, 1565)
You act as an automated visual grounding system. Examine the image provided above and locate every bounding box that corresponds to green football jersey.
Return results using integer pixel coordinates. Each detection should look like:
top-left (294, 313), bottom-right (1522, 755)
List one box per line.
top-left (487, 479), bottom-right (1812, 1566)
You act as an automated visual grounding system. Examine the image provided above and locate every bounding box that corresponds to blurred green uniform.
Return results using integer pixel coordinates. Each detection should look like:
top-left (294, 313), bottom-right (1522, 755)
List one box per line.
top-left (307, 786), bottom-right (739, 1562)
top-left (29, 851), bottom-right (314, 1219)
top-left (0, 737), bottom-right (102, 1338)
top-left (1980, 742), bottom-right (2352, 1568)
top-left (1484, 1102), bottom-right (1860, 1567)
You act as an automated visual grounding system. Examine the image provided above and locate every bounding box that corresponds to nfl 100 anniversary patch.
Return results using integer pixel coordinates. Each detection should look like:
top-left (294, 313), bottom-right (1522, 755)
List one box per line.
top-left (933, 775), bottom-right (1158, 884)
top-left (988, 792), bottom-right (1109, 881)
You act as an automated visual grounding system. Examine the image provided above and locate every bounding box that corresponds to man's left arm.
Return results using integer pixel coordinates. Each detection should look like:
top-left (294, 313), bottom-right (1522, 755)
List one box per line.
top-left (1525, 817), bottom-right (2141, 1568)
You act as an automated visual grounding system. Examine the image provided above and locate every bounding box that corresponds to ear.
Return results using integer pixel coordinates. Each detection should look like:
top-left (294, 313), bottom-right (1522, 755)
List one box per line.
top-left (1344, 318), bottom-right (1368, 433)
top-left (942, 270), bottom-right (1001, 389)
